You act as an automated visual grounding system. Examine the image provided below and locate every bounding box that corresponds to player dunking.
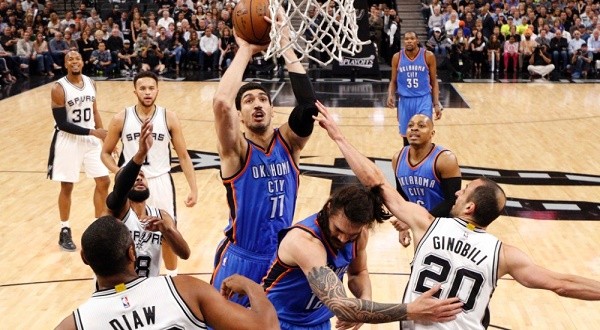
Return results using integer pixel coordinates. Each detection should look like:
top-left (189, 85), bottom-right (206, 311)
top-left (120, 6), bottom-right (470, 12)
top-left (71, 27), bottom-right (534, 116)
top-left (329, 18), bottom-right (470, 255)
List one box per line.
top-left (47, 50), bottom-right (110, 252)
top-left (211, 13), bottom-right (318, 306)
top-left (101, 71), bottom-right (198, 276)
top-left (388, 31), bottom-right (442, 146)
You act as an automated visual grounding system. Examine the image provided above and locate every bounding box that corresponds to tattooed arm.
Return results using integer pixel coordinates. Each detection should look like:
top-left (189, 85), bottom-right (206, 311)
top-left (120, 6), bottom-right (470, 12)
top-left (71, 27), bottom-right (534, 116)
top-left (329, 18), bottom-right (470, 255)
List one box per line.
top-left (278, 226), bottom-right (463, 324)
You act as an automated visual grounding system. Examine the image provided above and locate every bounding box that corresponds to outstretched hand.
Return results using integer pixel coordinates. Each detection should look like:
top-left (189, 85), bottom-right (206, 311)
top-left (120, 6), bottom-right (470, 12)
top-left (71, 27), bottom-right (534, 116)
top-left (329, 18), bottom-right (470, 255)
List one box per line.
top-left (313, 100), bottom-right (343, 141)
top-left (390, 218), bottom-right (412, 247)
top-left (407, 285), bottom-right (463, 322)
top-left (232, 29), bottom-right (269, 54)
top-left (264, 7), bottom-right (291, 46)
top-left (138, 119), bottom-right (153, 156)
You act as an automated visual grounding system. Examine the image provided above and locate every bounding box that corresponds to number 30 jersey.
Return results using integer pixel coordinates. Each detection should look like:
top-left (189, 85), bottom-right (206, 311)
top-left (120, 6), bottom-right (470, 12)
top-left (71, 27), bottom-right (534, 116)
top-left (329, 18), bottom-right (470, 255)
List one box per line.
top-left (221, 129), bottom-right (299, 255)
top-left (403, 217), bottom-right (502, 330)
top-left (56, 75), bottom-right (97, 131)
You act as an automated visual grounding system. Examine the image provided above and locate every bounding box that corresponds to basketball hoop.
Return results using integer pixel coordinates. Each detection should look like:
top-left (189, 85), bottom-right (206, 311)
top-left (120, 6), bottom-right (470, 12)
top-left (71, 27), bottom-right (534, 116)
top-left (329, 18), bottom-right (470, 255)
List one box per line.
top-left (264, 0), bottom-right (369, 66)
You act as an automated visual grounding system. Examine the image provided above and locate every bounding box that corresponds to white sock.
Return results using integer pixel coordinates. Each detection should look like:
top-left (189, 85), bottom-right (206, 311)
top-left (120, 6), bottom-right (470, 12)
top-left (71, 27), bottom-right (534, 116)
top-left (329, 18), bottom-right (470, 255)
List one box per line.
top-left (61, 221), bottom-right (70, 229)
top-left (166, 269), bottom-right (178, 277)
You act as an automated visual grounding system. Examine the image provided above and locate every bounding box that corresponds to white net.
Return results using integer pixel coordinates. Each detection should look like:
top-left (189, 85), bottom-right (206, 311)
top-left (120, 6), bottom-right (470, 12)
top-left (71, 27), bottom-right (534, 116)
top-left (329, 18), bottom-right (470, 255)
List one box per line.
top-left (264, 0), bottom-right (370, 66)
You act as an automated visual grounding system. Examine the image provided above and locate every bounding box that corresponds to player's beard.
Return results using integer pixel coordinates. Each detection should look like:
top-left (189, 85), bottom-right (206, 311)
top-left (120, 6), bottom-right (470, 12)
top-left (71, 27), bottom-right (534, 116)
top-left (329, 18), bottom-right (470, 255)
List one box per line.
top-left (128, 188), bottom-right (150, 202)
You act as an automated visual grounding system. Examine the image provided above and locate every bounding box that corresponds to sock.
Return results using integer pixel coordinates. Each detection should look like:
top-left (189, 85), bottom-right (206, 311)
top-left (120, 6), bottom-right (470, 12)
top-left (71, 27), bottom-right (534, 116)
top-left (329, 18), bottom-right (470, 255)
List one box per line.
top-left (166, 269), bottom-right (178, 277)
top-left (61, 221), bottom-right (70, 229)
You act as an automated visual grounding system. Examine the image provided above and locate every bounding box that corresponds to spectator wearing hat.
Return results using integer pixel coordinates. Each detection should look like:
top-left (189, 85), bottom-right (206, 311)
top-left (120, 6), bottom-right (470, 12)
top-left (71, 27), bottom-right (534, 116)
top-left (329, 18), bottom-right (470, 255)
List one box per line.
top-left (426, 27), bottom-right (451, 58)
top-left (117, 38), bottom-right (137, 75)
top-left (501, 16), bottom-right (515, 36)
top-left (428, 6), bottom-right (444, 38)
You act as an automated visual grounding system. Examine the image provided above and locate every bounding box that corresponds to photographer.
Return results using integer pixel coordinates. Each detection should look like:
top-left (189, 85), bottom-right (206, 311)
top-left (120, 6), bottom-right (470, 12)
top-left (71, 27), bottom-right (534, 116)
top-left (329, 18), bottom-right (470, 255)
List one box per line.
top-left (528, 44), bottom-right (555, 80)
top-left (569, 43), bottom-right (593, 78)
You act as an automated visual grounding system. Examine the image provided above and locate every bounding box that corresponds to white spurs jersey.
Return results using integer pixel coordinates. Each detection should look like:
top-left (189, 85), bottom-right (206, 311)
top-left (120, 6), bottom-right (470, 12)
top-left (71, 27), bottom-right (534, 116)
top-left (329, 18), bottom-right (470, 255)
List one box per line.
top-left (123, 206), bottom-right (163, 277)
top-left (74, 276), bottom-right (208, 330)
top-left (402, 217), bottom-right (502, 330)
top-left (121, 106), bottom-right (172, 178)
top-left (56, 75), bottom-right (97, 131)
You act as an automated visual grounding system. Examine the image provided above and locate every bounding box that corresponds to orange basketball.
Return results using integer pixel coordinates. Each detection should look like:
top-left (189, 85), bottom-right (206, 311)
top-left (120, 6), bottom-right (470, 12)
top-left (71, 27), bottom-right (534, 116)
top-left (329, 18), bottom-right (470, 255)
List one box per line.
top-left (232, 0), bottom-right (271, 45)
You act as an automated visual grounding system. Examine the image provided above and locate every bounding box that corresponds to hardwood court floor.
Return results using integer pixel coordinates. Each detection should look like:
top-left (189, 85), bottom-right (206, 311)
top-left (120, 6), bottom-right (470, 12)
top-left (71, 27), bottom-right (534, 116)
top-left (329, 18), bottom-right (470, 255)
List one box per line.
top-left (0, 80), bottom-right (599, 329)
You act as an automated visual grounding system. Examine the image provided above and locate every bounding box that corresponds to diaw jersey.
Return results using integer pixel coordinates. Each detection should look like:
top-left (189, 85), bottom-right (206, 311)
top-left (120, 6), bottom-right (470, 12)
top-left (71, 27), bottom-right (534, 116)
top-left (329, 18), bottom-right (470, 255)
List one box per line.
top-left (123, 206), bottom-right (163, 277)
top-left (74, 276), bottom-right (207, 329)
top-left (121, 106), bottom-right (172, 179)
top-left (56, 75), bottom-right (97, 131)
top-left (263, 214), bottom-right (356, 326)
top-left (221, 129), bottom-right (299, 255)
top-left (397, 48), bottom-right (431, 97)
top-left (402, 217), bottom-right (502, 330)
top-left (395, 145), bottom-right (446, 210)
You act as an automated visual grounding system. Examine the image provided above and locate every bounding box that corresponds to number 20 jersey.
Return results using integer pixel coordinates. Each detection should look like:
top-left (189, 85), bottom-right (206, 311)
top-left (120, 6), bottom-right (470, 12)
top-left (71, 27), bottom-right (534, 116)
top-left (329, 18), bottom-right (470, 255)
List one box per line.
top-left (56, 75), bottom-right (96, 131)
top-left (221, 129), bottom-right (299, 255)
top-left (403, 217), bottom-right (502, 330)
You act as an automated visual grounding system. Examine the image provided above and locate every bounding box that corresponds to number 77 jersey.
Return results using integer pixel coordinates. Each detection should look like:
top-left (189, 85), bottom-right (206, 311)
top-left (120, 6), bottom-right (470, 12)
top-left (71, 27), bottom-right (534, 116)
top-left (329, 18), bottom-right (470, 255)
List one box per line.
top-left (403, 217), bottom-right (502, 330)
top-left (221, 128), bottom-right (300, 255)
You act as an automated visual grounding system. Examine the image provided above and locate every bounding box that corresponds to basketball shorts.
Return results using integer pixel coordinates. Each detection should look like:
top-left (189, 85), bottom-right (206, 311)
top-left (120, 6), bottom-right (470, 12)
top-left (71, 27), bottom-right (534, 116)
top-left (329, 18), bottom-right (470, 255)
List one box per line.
top-left (47, 130), bottom-right (109, 182)
top-left (279, 319), bottom-right (331, 330)
top-left (211, 239), bottom-right (273, 307)
top-left (398, 95), bottom-right (433, 136)
top-left (146, 173), bottom-right (176, 220)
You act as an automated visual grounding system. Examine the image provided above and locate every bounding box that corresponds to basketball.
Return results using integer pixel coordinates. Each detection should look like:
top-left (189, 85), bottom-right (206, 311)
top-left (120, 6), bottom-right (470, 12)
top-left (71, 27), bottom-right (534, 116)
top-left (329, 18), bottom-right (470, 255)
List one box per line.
top-left (232, 0), bottom-right (271, 45)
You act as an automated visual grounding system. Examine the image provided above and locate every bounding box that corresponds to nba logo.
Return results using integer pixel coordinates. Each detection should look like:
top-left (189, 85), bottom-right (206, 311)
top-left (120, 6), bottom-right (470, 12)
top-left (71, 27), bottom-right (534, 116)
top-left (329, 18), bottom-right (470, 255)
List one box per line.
top-left (122, 296), bottom-right (130, 308)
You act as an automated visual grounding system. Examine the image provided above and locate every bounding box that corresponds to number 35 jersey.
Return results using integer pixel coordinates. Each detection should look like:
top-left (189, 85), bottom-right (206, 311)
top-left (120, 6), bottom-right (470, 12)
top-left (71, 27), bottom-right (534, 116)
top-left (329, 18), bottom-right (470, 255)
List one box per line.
top-left (221, 129), bottom-right (299, 255)
top-left (403, 217), bottom-right (502, 330)
top-left (56, 75), bottom-right (97, 131)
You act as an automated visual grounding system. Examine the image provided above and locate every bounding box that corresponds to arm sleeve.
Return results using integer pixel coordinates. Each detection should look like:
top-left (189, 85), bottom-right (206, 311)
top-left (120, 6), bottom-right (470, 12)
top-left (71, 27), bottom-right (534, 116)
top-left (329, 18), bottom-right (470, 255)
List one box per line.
top-left (52, 107), bottom-right (91, 135)
top-left (106, 160), bottom-right (142, 214)
top-left (429, 176), bottom-right (461, 217)
top-left (287, 72), bottom-right (318, 137)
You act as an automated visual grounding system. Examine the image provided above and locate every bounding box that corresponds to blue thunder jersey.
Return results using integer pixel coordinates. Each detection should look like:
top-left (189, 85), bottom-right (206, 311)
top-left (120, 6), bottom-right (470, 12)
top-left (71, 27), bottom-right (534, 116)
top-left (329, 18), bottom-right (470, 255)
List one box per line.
top-left (263, 214), bottom-right (357, 327)
top-left (396, 48), bottom-right (431, 98)
top-left (402, 217), bottom-right (502, 330)
top-left (395, 145), bottom-right (447, 210)
top-left (221, 129), bottom-right (300, 254)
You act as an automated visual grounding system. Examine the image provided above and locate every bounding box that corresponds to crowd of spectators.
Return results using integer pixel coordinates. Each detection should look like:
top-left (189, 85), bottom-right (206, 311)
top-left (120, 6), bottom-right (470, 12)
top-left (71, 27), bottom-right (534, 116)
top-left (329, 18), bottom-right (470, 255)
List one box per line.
top-left (2, 0), bottom-right (599, 85)
top-left (419, 0), bottom-right (600, 80)
top-left (0, 0), bottom-right (240, 85)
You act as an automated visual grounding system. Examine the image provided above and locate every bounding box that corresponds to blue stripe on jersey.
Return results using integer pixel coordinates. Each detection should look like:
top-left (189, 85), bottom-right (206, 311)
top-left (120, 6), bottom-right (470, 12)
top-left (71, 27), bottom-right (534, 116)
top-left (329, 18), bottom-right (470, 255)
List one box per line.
top-left (396, 48), bottom-right (431, 97)
top-left (264, 214), bottom-right (356, 326)
top-left (395, 145), bottom-right (446, 211)
top-left (222, 129), bottom-right (299, 255)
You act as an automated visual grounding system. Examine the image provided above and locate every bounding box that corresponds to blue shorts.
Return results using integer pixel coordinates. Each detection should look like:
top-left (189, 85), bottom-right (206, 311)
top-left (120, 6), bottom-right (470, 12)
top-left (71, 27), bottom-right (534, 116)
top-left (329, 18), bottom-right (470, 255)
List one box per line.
top-left (280, 318), bottom-right (331, 330)
top-left (398, 95), bottom-right (433, 136)
top-left (211, 238), bottom-right (273, 307)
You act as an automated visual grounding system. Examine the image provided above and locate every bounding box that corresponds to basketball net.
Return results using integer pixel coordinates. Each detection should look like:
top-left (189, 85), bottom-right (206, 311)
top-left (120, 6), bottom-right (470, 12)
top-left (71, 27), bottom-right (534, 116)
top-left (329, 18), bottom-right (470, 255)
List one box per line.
top-left (265, 0), bottom-right (369, 66)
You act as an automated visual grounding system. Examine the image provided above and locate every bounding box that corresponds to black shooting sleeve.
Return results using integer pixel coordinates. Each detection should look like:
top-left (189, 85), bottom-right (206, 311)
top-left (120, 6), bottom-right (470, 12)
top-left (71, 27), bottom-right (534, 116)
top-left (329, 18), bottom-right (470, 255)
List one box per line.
top-left (429, 177), bottom-right (462, 217)
top-left (106, 159), bottom-right (142, 215)
top-left (52, 107), bottom-right (92, 135)
top-left (288, 72), bottom-right (318, 137)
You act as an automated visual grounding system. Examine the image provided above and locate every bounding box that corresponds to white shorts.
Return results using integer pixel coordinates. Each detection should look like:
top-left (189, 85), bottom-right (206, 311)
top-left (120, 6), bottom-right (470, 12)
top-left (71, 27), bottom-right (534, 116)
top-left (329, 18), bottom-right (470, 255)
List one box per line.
top-left (146, 172), bottom-right (176, 220)
top-left (47, 130), bottom-right (109, 183)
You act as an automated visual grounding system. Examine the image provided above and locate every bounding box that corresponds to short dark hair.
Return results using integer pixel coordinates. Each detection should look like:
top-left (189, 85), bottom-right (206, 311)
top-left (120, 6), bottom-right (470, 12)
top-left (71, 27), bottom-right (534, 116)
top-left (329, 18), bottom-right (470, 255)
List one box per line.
top-left (469, 177), bottom-right (506, 227)
top-left (134, 70), bottom-right (159, 87)
top-left (81, 216), bottom-right (133, 276)
top-left (235, 82), bottom-right (271, 111)
top-left (319, 185), bottom-right (391, 229)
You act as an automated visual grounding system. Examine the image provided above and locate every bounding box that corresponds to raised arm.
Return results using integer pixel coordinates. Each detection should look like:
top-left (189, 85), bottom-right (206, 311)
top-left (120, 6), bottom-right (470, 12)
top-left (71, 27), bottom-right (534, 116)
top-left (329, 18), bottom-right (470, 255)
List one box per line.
top-left (212, 32), bottom-right (265, 174)
top-left (280, 228), bottom-right (462, 323)
top-left (500, 244), bottom-right (600, 300)
top-left (106, 119), bottom-right (153, 218)
top-left (167, 110), bottom-right (197, 207)
top-left (269, 10), bottom-right (317, 158)
top-left (313, 101), bottom-right (433, 237)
